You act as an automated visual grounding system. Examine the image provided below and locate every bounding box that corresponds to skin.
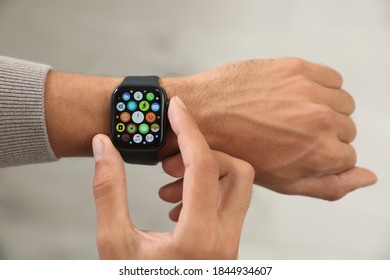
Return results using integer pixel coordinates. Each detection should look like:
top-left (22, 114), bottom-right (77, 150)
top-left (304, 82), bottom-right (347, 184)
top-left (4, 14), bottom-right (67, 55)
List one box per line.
top-left (45, 57), bottom-right (377, 200)
top-left (92, 97), bottom-right (254, 259)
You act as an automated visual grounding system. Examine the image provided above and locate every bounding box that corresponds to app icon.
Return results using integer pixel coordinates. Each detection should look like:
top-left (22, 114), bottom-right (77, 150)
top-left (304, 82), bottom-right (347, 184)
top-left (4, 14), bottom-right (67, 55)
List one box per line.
top-left (121, 134), bottom-right (130, 142)
top-left (139, 124), bottom-right (149, 134)
top-left (151, 123), bottom-right (160, 133)
top-left (127, 101), bottom-right (137, 111)
top-left (116, 102), bottom-right (125, 112)
top-left (120, 112), bottom-right (130, 123)
top-left (134, 91), bottom-right (143, 101)
top-left (132, 111), bottom-right (144, 124)
top-left (145, 112), bottom-right (156, 123)
top-left (127, 123), bottom-right (137, 134)
top-left (116, 123), bottom-right (125, 132)
top-left (133, 134), bottom-right (142, 143)
top-left (145, 134), bottom-right (154, 142)
top-left (151, 102), bottom-right (160, 112)
top-left (122, 92), bottom-right (131, 101)
top-left (139, 101), bottom-right (150, 111)
top-left (146, 92), bottom-right (155, 101)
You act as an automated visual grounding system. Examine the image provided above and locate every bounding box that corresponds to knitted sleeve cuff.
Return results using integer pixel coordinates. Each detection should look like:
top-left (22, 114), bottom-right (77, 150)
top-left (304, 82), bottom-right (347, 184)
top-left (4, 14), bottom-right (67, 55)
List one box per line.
top-left (0, 56), bottom-right (58, 167)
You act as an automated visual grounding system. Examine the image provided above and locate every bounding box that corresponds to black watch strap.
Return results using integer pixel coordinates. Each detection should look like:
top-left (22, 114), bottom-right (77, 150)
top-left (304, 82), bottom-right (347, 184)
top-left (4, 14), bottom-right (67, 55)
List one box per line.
top-left (119, 149), bottom-right (158, 165)
top-left (117, 76), bottom-right (162, 165)
top-left (122, 76), bottom-right (160, 87)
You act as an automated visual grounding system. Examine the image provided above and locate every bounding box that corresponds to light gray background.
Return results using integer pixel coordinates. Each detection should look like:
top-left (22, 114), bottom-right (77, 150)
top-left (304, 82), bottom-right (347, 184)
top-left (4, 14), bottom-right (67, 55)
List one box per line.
top-left (0, 0), bottom-right (389, 259)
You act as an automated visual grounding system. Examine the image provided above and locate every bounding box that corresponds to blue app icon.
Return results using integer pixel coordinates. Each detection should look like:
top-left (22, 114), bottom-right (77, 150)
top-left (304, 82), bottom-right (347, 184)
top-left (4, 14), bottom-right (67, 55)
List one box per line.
top-left (127, 101), bottom-right (137, 111)
top-left (116, 102), bottom-right (125, 112)
top-left (151, 102), bottom-right (160, 112)
top-left (122, 92), bottom-right (130, 101)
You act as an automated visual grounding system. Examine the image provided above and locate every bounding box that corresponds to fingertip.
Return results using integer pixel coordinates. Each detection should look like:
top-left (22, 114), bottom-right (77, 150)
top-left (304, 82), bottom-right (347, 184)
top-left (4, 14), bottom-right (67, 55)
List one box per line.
top-left (92, 134), bottom-right (105, 162)
top-left (168, 96), bottom-right (186, 132)
top-left (159, 179), bottom-right (184, 203)
top-left (158, 186), bottom-right (166, 200)
top-left (360, 168), bottom-right (378, 186)
top-left (92, 134), bottom-right (122, 163)
top-left (169, 203), bottom-right (182, 222)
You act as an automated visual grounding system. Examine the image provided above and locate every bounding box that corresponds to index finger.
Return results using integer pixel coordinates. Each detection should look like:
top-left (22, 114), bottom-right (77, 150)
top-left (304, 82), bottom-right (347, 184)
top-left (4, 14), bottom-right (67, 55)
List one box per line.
top-left (281, 167), bottom-right (377, 200)
top-left (304, 60), bottom-right (343, 89)
top-left (168, 96), bottom-right (219, 220)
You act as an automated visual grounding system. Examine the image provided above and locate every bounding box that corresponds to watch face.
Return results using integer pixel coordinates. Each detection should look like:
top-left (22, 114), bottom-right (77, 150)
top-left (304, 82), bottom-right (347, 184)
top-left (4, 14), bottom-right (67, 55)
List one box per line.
top-left (111, 86), bottom-right (167, 150)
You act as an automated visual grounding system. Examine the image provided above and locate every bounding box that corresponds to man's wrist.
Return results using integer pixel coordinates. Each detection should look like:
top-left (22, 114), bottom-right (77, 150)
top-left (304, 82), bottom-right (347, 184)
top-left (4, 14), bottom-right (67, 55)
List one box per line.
top-left (158, 75), bottom-right (219, 161)
top-left (156, 77), bottom-right (182, 160)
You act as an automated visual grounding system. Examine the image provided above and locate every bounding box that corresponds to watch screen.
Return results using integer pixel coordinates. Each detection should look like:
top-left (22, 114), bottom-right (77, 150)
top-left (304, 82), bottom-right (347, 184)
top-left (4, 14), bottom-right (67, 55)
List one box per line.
top-left (111, 86), bottom-right (166, 150)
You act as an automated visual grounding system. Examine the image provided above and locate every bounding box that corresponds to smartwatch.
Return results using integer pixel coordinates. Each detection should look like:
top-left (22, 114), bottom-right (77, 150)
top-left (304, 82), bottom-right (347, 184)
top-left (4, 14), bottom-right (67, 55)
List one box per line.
top-left (110, 76), bottom-right (168, 165)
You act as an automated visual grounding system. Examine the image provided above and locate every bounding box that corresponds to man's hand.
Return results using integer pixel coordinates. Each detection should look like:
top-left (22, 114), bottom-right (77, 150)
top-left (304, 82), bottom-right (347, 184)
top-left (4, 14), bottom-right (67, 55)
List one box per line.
top-left (160, 58), bottom-right (377, 200)
top-left (91, 97), bottom-right (254, 259)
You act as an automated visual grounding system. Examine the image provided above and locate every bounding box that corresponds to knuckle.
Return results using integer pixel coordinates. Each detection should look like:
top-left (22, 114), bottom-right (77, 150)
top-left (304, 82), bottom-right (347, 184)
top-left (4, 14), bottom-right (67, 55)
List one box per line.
top-left (307, 142), bottom-right (338, 172)
top-left (348, 120), bottom-right (358, 142)
top-left (294, 80), bottom-right (318, 99)
top-left (236, 160), bottom-right (256, 185)
top-left (223, 155), bottom-right (255, 186)
top-left (325, 150), bottom-right (343, 168)
top-left (313, 105), bottom-right (336, 130)
top-left (348, 93), bottom-right (356, 112)
top-left (342, 89), bottom-right (356, 113)
top-left (309, 142), bottom-right (355, 174)
top-left (241, 161), bottom-right (256, 181)
top-left (281, 57), bottom-right (307, 75)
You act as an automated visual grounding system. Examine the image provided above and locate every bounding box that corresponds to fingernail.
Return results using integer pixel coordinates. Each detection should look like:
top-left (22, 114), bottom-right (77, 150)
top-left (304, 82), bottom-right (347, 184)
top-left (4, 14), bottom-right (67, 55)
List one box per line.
top-left (92, 136), bottom-right (105, 162)
top-left (174, 96), bottom-right (187, 110)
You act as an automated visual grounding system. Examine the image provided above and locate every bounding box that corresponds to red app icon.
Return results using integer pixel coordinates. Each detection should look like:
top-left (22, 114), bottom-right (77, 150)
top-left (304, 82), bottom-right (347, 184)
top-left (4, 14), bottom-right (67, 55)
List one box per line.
top-left (145, 112), bottom-right (156, 123)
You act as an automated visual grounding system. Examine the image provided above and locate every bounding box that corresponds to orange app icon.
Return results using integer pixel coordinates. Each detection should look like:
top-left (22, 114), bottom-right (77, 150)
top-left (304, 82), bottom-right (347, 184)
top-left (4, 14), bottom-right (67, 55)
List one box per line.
top-left (120, 112), bottom-right (131, 122)
top-left (145, 112), bottom-right (156, 123)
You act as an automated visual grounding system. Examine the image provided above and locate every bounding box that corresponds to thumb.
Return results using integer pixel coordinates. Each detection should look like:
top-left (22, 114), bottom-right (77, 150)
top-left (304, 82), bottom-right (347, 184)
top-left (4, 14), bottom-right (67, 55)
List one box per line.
top-left (92, 134), bottom-right (133, 230)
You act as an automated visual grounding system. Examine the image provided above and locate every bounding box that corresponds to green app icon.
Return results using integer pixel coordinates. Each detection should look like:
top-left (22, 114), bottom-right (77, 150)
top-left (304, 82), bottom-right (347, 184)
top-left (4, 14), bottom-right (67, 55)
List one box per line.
top-left (146, 92), bottom-right (155, 101)
top-left (139, 124), bottom-right (149, 134)
top-left (139, 101), bottom-right (150, 111)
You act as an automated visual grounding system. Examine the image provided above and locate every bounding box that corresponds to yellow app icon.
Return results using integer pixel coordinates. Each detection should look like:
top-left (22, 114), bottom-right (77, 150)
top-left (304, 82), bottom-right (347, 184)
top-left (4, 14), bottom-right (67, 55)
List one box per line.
top-left (116, 123), bottom-right (125, 132)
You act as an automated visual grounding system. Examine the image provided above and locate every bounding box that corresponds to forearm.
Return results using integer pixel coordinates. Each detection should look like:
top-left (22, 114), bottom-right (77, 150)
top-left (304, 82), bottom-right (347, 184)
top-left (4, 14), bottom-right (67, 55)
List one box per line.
top-left (44, 71), bottom-right (121, 157)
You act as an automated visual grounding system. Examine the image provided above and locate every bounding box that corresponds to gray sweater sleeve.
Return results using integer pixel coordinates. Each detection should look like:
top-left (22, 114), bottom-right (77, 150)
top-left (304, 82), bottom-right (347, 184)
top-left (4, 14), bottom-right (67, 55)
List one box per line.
top-left (0, 56), bottom-right (58, 167)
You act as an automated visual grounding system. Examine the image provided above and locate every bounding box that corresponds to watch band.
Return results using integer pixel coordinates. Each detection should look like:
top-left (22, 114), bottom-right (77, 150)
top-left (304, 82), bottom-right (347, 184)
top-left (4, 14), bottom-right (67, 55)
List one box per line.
top-left (122, 76), bottom-right (160, 87)
top-left (117, 76), bottom-right (162, 165)
top-left (119, 149), bottom-right (158, 165)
